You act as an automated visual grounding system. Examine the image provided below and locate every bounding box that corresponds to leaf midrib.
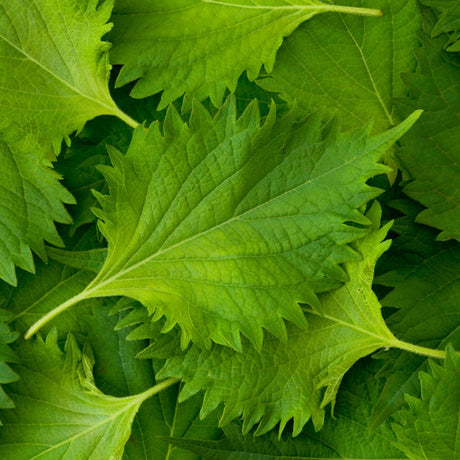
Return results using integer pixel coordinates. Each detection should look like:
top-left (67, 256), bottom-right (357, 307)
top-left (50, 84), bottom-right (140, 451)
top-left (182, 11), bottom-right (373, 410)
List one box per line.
top-left (339, 15), bottom-right (395, 127)
top-left (25, 395), bottom-right (142, 459)
top-left (90, 135), bottom-right (383, 293)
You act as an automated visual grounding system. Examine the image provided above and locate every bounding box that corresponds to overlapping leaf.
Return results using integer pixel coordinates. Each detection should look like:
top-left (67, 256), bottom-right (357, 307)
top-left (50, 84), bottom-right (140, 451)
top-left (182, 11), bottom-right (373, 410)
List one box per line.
top-left (164, 359), bottom-right (407, 459)
top-left (0, 0), bottom-right (134, 154)
top-left (397, 33), bottom-right (460, 241)
top-left (370, 237), bottom-right (460, 429)
top-left (56, 75), bottom-right (167, 233)
top-left (421, 0), bottom-right (460, 51)
top-left (259, 0), bottom-right (420, 132)
top-left (0, 310), bottom-right (19, 418)
top-left (0, 226), bottom-right (220, 459)
top-left (0, 0), bottom-right (136, 285)
top-left (143, 205), bottom-right (404, 435)
top-left (44, 99), bottom-right (421, 351)
top-left (0, 331), bottom-right (153, 459)
top-left (393, 346), bottom-right (460, 460)
top-left (0, 141), bottom-right (74, 285)
top-left (109, 0), bottom-right (383, 109)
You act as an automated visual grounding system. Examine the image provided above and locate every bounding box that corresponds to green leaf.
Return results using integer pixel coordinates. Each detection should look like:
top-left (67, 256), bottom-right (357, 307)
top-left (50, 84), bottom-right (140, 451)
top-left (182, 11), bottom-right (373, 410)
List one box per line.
top-left (1, 228), bottom-right (220, 459)
top-left (393, 346), bottom-right (460, 460)
top-left (0, 310), bottom-right (19, 417)
top-left (0, 331), bottom-right (158, 459)
top-left (259, 0), bottom-right (421, 132)
top-left (370, 241), bottom-right (460, 430)
top-left (421, 0), bottom-right (460, 51)
top-left (81, 305), bottom-right (222, 460)
top-left (165, 360), bottom-right (408, 459)
top-left (30, 99), bottom-right (421, 351)
top-left (109, 0), bottom-right (383, 109)
top-left (0, 0), bottom-right (136, 155)
top-left (143, 204), bottom-right (406, 435)
top-left (397, 33), bottom-right (460, 241)
top-left (56, 71), bottom-right (168, 234)
top-left (56, 134), bottom-right (113, 234)
top-left (0, 141), bottom-right (74, 285)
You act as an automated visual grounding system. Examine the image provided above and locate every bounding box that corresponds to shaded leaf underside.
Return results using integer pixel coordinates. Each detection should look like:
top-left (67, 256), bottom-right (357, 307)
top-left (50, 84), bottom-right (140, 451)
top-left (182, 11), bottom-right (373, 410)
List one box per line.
top-left (0, 311), bottom-right (19, 417)
top-left (393, 346), bottom-right (460, 460)
top-left (421, 0), bottom-right (460, 51)
top-left (370, 242), bottom-right (460, 429)
top-left (397, 33), bottom-right (460, 241)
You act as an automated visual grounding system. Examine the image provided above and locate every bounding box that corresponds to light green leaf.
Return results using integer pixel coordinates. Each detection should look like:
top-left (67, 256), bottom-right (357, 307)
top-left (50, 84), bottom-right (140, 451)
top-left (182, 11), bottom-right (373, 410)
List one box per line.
top-left (29, 99), bottom-right (421, 350)
top-left (0, 0), bottom-right (136, 155)
top-left (0, 331), bottom-right (165, 459)
top-left (259, 0), bottom-right (420, 132)
top-left (0, 225), bottom-right (105, 335)
top-left (397, 33), bottom-right (460, 241)
top-left (0, 140), bottom-right (74, 285)
top-left (109, 0), bottom-right (383, 109)
top-left (80, 304), bottom-right (222, 460)
top-left (393, 346), bottom-right (460, 460)
top-left (144, 204), bottom-right (407, 435)
top-left (1, 229), bottom-right (220, 459)
top-left (164, 359), bottom-right (407, 459)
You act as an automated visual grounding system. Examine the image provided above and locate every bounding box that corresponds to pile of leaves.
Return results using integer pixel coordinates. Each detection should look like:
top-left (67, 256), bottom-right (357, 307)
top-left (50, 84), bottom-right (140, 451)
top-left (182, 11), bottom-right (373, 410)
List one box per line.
top-left (0, 0), bottom-right (459, 458)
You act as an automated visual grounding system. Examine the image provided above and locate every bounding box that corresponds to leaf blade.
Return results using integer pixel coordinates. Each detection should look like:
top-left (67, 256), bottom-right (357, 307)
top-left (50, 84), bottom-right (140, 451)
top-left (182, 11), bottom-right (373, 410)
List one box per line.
top-left (54, 102), bottom-right (420, 350)
top-left (0, 0), bottom-right (130, 154)
top-left (109, 0), bottom-right (382, 108)
top-left (259, 0), bottom-right (420, 132)
top-left (0, 332), bottom-right (147, 459)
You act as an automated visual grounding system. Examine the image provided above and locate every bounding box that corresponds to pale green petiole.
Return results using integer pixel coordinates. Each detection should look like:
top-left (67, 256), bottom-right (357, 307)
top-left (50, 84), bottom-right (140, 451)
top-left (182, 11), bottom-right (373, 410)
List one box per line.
top-left (136, 377), bottom-right (181, 402)
top-left (109, 106), bottom-right (140, 129)
top-left (27, 291), bottom-right (459, 362)
top-left (316, 5), bottom-right (383, 17)
top-left (201, 1), bottom-right (383, 18)
top-left (390, 339), bottom-right (452, 360)
top-left (25, 289), bottom-right (94, 340)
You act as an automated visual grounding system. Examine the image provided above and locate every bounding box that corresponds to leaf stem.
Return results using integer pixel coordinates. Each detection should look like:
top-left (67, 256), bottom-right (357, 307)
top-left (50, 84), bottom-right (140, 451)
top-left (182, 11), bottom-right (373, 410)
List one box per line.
top-left (110, 107), bottom-right (140, 129)
top-left (24, 290), bottom-right (91, 340)
top-left (202, 1), bottom-right (383, 18)
top-left (137, 378), bottom-right (181, 404)
top-left (390, 339), bottom-right (455, 360)
top-left (320, 5), bottom-right (383, 17)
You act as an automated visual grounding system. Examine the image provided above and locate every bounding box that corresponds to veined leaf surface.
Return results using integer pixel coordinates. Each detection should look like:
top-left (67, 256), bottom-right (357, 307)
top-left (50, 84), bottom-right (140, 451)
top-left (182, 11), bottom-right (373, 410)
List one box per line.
top-left (145, 204), bottom-right (403, 435)
top-left (37, 100), bottom-right (420, 350)
top-left (164, 360), bottom-right (407, 459)
top-left (260, 0), bottom-right (420, 132)
top-left (109, 0), bottom-right (383, 109)
top-left (0, 141), bottom-right (74, 285)
top-left (0, 332), bottom-right (166, 459)
top-left (0, 0), bottom-right (135, 155)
